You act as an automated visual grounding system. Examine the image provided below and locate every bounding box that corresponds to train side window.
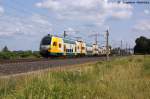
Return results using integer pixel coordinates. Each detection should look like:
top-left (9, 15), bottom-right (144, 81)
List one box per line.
top-left (53, 42), bottom-right (57, 46)
top-left (59, 43), bottom-right (62, 48)
top-left (64, 45), bottom-right (66, 51)
top-left (82, 47), bottom-right (85, 50)
top-left (78, 46), bottom-right (79, 49)
top-left (75, 47), bottom-right (77, 52)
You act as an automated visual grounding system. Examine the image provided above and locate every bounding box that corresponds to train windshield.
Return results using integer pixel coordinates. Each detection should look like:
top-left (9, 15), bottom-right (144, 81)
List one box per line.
top-left (41, 36), bottom-right (51, 45)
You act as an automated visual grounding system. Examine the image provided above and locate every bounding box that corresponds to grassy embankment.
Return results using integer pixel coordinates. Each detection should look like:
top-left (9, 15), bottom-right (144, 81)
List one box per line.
top-left (0, 55), bottom-right (150, 99)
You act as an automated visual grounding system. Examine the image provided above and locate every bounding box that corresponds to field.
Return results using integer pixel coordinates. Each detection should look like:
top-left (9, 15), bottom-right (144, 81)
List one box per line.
top-left (0, 55), bottom-right (150, 99)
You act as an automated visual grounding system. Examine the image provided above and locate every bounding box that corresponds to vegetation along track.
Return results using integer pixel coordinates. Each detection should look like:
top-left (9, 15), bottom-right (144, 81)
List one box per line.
top-left (0, 57), bottom-right (106, 76)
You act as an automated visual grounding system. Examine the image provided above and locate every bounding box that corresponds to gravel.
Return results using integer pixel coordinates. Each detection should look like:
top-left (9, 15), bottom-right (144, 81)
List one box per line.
top-left (0, 57), bottom-right (106, 76)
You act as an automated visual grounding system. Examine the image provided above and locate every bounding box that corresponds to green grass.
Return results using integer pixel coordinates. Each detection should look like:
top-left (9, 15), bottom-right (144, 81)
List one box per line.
top-left (0, 55), bottom-right (150, 99)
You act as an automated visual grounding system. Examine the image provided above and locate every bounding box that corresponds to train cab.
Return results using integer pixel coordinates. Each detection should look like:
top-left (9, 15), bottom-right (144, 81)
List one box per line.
top-left (40, 34), bottom-right (52, 57)
top-left (40, 34), bottom-right (64, 57)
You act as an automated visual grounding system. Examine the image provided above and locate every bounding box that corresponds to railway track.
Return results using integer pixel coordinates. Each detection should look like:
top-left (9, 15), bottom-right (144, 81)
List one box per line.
top-left (0, 57), bottom-right (106, 76)
top-left (0, 58), bottom-right (49, 64)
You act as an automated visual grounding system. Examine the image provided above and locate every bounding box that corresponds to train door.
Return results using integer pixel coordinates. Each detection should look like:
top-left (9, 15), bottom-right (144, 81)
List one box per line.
top-left (64, 44), bottom-right (66, 55)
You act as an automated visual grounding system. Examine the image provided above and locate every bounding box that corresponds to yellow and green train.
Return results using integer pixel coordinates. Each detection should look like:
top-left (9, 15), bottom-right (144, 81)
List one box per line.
top-left (40, 34), bottom-right (109, 57)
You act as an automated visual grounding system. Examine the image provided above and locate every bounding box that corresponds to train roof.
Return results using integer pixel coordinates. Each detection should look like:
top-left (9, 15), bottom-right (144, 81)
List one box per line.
top-left (42, 34), bottom-right (52, 38)
top-left (47, 34), bottom-right (52, 37)
top-left (63, 38), bottom-right (76, 44)
top-left (86, 44), bottom-right (93, 47)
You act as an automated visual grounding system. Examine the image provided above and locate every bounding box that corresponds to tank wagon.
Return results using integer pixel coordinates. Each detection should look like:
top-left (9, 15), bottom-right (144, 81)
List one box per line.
top-left (40, 34), bottom-right (110, 57)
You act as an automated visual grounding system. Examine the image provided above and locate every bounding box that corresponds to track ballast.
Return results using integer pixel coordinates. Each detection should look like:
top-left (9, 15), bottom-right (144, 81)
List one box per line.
top-left (0, 57), bottom-right (106, 76)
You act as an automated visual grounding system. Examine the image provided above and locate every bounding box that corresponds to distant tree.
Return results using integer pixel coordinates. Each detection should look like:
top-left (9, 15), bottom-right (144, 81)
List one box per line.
top-left (2, 46), bottom-right (9, 52)
top-left (134, 36), bottom-right (150, 54)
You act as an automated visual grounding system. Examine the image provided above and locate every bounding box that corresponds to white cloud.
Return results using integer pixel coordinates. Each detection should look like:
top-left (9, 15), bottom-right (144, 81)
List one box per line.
top-left (144, 9), bottom-right (149, 15)
top-left (133, 20), bottom-right (150, 32)
top-left (36, 0), bottom-right (133, 26)
top-left (0, 6), bottom-right (4, 15)
top-left (111, 10), bottom-right (132, 19)
top-left (0, 14), bottom-right (52, 37)
top-left (65, 27), bottom-right (74, 32)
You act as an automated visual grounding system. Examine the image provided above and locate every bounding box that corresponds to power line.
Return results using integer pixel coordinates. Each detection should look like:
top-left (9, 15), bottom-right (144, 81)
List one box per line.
top-left (88, 32), bottom-right (104, 45)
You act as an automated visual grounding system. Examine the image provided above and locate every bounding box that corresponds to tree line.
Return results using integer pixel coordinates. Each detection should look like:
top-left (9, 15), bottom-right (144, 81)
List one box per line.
top-left (0, 46), bottom-right (41, 59)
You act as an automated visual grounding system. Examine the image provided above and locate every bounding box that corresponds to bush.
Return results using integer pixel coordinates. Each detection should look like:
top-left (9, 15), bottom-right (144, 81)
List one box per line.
top-left (0, 52), bottom-right (17, 59)
top-left (0, 51), bottom-right (41, 59)
top-left (33, 51), bottom-right (41, 58)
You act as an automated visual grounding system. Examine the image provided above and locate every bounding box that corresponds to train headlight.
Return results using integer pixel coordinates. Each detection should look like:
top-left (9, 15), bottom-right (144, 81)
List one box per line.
top-left (40, 45), bottom-right (50, 50)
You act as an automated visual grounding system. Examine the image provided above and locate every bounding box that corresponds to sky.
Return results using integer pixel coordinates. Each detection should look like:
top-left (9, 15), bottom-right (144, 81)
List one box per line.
top-left (0, 0), bottom-right (149, 51)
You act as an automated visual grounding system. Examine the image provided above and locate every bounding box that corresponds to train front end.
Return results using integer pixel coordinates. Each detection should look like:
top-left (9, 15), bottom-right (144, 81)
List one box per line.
top-left (40, 35), bottom-right (52, 57)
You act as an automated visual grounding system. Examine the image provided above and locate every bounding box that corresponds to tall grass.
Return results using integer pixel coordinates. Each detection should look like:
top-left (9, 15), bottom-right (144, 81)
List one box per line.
top-left (143, 56), bottom-right (150, 76)
top-left (0, 55), bottom-right (150, 99)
